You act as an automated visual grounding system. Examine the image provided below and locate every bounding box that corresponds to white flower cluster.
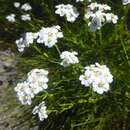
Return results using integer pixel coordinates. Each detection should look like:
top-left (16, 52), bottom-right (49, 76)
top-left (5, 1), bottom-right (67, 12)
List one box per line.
top-left (76, 0), bottom-right (91, 2)
top-left (6, 2), bottom-right (32, 22)
top-left (79, 63), bottom-right (113, 94)
top-left (122, 0), bottom-right (130, 5)
top-left (14, 69), bottom-right (49, 105)
top-left (14, 2), bottom-right (32, 11)
top-left (14, 2), bottom-right (20, 8)
top-left (32, 101), bottom-right (48, 121)
top-left (16, 32), bottom-right (38, 52)
top-left (37, 25), bottom-right (63, 48)
top-left (85, 2), bottom-right (118, 32)
top-left (21, 14), bottom-right (31, 21)
top-left (55, 4), bottom-right (79, 23)
top-left (6, 14), bottom-right (16, 22)
top-left (15, 25), bottom-right (63, 52)
top-left (14, 82), bottom-right (34, 105)
top-left (60, 51), bottom-right (79, 67)
top-left (76, 0), bottom-right (84, 2)
top-left (21, 3), bottom-right (32, 11)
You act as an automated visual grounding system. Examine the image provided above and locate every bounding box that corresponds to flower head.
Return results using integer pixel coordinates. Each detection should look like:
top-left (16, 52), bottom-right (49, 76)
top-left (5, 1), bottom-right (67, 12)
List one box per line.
top-left (55, 4), bottom-right (79, 23)
top-left (79, 63), bottom-right (113, 94)
top-left (85, 3), bottom-right (118, 31)
top-left (16, 32), bottom-right (37, 52)
top-left (14, 2), bottom-right (21, 8)
top-left (21, 3), bottom-right (32, 11)
top-left (14, 69), bottom-right (49, 105)
top-left (6, 14), bottom-right (16, 22)
top-left (32, 101), bottom-right (48, 121)
top-left (37, 25), bottom-right (63, 48)
top-left (21, 14), bottom-right (31, 21)
top-left (122, 0), bottom-right (130, 5)
top-left (60, 51), bottom-right (79, 67)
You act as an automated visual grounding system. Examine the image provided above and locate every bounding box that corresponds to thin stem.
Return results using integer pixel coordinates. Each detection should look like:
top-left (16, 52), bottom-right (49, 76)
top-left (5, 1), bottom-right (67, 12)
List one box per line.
top-left (99, 30), bottom-right (103, 45)
top-left (54, 44), bottom-right (61, 55)
top-left (120, 35), bottom-right (130, 67)
top-left (33, 45), bottom-right (42, 54)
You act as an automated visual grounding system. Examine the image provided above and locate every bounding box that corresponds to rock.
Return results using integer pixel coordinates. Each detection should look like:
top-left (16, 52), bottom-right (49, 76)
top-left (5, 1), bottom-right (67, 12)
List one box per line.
top-left (0, 49), bottom-right (17, 88)
top-left (0, 49), bottom-right (35, 130)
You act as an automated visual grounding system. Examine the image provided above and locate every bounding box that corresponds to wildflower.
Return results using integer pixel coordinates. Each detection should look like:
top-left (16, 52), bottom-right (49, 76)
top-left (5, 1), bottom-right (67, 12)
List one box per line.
top-left (21, 14), bottom-right (31, 21)
top-left (60, 51), bottom-right (79, 67)
top-left (76, 0), bottom-right (91, 2)
top-left (14, 82), bottom-right (34, 105)
top-left (27, 69), bottom-right (49, 94)
top-left (6, 14), bottom-right (16, 22)
top-left (76, 0), bottom-right (84, 2)
top-left (32, 101), bottom-right (48, 121)
top-left (37, 25), bottom-right (63, 48)
top-left (79, 63), bottom-right (113, 94)
top-left (21, 3), bottom-right (32, 11)
top-left (16, 32), bottom-right (37, 52)
top-left (14, 2), bottom-right (20, 8)
top-left (55, 4), bottom-right (79, 23)
top-left (85, 2), bottom-right (118, 31)
top-left (122, 0), bottom-right (130, 5)
top-left (14, 69), bottom-right (49, 105)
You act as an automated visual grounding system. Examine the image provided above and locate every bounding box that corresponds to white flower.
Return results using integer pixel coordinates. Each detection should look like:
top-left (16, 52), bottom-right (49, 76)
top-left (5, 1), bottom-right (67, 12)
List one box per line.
top-left (6, 14), bottom-right (16, 22)
top-left (60, 51), bottom-right (79, 67)
top-left (55, 4), bottom-right (79, 23)
top-left (105, 13), bottom-right (118, 24)
top-left (14, 69), bottom-right (49, 105)
top-left (122, 0), bottom-right (130, 5)
top-left (14, 2), bottom-right (20, 8)
top-left (37, 25), bottom-right (63, 48)
top-left (76, 0), bottom-right (91, 2)
top-left (92, 81), bottom-right (109, 94)
top-left (16, 32), bottom-right (37, 52)
top-left (14, 82), bottom-right (34, 105)
top-left (85, 3), bottom-right (118, 31)
top-left (21, 14), bottom-right (31, 21)
top-left (79, 63), bottom-right (113, 94)
top-left (16, 26), bottom-right (63, 52)
top-left (27, 69), bottom-right (49, 94)
top-left (76, 0), bottom-right (84, 2)
top-left (21, 3), bottom-right (32, 11)
top-left (32, 101), bottom-right (48, 121)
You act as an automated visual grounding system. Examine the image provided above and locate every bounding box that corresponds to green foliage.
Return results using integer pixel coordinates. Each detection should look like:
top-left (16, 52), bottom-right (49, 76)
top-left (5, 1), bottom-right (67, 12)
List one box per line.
top-left (1, 0), bottom-right (130, 130)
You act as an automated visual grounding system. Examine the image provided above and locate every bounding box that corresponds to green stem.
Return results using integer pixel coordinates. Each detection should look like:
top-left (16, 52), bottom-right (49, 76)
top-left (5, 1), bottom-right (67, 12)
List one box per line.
top-left (54, 44), bottom-right (61, 55)
top-left (120, 35), bottom-right (130, 67)
top-left (33, 45), bottom-right (42, 54)
top-left (99, 30), bottom-right (103, 45)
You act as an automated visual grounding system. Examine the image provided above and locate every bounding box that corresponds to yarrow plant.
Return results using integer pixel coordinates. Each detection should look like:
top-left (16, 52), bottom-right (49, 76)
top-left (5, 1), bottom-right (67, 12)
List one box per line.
top-left (2, 0), bottom-right (130, 129)
top-left (14, 2), bottom-right (20, 8)
top-left (60, 51), bottom-right (79, 67)
top-left (15, 32), bottom-right (37, 52)
top-left (85, 2), bottom-right (118, 31)
top-left (6, 2), bottom-right (32, 22)
top-left (14, 69), bottom-right (49, 105)
top-left (37, 25), bottom-right (63, 48)
top-left (32, 101), bottom-right (48, 121)
top-left (55, 4), bottom-right (79, 23)
top-left (21, 14), bottom-right (31, 21)
top-left (79, 63), bottom-right (113, 94)
top-left (6, 14), bottom-right (16, 22)
top-left (21, 3), bottom-right (32, 11)
top-left (15, 25), bottom-right (63, 52)
top-left (122, 0), bottom-right (130, 5)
